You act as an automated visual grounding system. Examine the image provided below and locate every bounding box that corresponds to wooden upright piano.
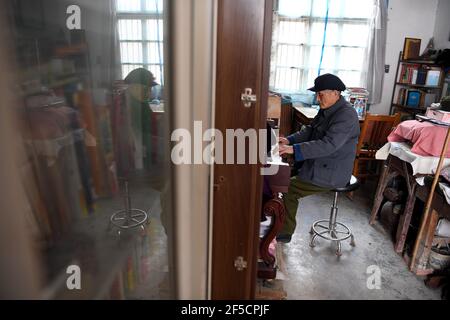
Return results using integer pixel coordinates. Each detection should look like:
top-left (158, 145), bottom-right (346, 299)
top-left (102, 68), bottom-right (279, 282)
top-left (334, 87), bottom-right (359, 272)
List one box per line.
top-left (258, 95), bottom-right (292, 279)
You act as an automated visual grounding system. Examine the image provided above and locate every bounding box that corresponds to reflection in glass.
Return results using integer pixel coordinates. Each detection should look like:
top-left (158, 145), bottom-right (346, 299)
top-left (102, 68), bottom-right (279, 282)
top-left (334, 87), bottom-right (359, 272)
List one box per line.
top-left (4, 0), bottom-right (172, 300)
top-left (118, 20), bottom-right (143, 40)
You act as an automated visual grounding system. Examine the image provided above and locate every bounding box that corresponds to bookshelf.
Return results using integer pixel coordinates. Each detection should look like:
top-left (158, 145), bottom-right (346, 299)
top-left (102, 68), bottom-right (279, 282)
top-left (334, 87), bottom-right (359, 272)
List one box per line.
top-left (389, 51), bottom-right (445, 116)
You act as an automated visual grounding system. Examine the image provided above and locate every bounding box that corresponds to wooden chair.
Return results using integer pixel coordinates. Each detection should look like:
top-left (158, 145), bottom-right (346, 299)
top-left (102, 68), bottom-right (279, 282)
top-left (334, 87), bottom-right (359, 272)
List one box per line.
top-left (352, 113), bottom-right (401, 181)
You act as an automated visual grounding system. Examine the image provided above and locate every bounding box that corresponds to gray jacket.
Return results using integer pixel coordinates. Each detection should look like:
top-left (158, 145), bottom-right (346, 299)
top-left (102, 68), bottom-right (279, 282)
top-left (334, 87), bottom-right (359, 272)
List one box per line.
top-left (287, 97), bottom-right (360, 189)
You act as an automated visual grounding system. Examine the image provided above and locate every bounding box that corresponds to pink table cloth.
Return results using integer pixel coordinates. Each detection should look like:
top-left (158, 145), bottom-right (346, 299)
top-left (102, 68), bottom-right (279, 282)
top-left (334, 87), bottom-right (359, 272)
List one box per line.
top-left (388, 120), bottom-right (450, 158)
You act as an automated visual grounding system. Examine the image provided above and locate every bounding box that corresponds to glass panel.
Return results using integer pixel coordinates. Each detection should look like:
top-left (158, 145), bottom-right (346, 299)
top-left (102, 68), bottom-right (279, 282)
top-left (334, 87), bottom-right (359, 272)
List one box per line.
top-left (3, 0), bottom-right (173, 300)
top-left (278, 20), bottom-right (307, 44)
top-left (278, 0), bottom-right (311, 17)
top-left (148, 42), bottom-right (164, 64)
top-left (341, 23), bottom-right (370, 47)
top-left (118, 20), bottom-right (143, 41)
top-left (274, 67), bottom-right (301, 92)
top-left (147, 65), bottom-right (164, 86)
top-left (146, 20), bottom-right (164, 41)
top-left (145, 0), bottom-right (164, 13)
top-left (312, 0), bottom-right (372, 19)
top-left (308, 45), bottom-right (322, 68)
top-left (327, 0), bottom-right (344, 18)
top-left (323, 23), bottom-right (339, 45)
top-left (310, 22), bottom-right (340, 46)
top-left (306, 68), bottom-right (319, 89)
top-left (310, 22), bottom-right (326, 46)
top-left (277, 44), bottom-right (303, 67)
top-left (320, 47), bottom-right (337, 69)
top-left (343, 0), bottom-right (373, 18)
top-left (120, 42), bottom-right (143, 63)
top-left (312, 0), bottom-right (327, 17)
top-left (117, 0), bottom-right (141, 12)
top-left (339, 47), bottom-right (365, 71)
top-left (338, 70), bottom-right (363, 87)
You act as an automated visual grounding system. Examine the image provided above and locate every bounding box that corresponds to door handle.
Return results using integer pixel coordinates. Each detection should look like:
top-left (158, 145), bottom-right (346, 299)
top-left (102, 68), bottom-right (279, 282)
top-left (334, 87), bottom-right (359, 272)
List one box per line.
top-left (241, 88), bottom-right (257, 108)
top-left (234, 256), bottom-right (248, 271)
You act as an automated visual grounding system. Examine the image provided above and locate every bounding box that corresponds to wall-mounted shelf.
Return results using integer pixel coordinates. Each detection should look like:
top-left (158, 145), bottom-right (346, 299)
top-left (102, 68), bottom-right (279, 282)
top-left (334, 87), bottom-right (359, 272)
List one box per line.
top-left (395, 83), bottom-right (440, 89)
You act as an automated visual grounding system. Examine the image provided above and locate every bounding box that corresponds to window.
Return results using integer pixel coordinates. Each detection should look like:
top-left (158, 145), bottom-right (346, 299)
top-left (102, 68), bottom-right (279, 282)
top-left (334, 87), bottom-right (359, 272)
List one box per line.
top-left (270, 0), bottom-right (374, 93)
top-left (116, 0), bottom-right (164, 84)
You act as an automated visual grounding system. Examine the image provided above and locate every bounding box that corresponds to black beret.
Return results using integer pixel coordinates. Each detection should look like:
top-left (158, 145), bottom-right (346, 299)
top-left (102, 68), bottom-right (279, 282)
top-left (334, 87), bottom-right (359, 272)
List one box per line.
top-left (308, 73), bottom-right (346, 92)
top-left (124, 68), bottom-right (159, 87)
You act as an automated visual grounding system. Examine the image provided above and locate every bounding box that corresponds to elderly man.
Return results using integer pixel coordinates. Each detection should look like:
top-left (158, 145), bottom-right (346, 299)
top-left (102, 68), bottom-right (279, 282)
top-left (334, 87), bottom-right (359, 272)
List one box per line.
top-left (277, 73), bottom-right (360, 243)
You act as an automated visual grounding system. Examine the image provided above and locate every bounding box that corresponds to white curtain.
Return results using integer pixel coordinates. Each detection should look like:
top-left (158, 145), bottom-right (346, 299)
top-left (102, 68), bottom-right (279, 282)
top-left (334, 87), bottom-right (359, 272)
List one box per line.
top-left (363, 0), bottom-right (388, 105)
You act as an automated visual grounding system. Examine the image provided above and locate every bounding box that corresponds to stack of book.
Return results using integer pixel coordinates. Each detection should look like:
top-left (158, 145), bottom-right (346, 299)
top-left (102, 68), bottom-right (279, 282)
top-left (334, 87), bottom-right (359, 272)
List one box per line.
top-left (399, 64), bottom-right (442, 86)
top-left (396, 88), bottom-right (438, 108)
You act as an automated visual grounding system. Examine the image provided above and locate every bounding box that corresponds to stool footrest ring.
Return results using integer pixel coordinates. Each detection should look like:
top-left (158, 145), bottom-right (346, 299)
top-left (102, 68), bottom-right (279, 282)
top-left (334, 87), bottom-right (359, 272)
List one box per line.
top-left (110, 209), bottom-right (148, 230)
top-left (310, 219), bottom-right (355, 256)
top-left (310, 219), bottom-right (352, 242)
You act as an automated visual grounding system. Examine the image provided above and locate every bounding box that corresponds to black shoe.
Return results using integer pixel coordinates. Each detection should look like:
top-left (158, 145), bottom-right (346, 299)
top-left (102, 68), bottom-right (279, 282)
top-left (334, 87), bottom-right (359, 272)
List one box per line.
top-left (276, 234), bottom-right (292, 243)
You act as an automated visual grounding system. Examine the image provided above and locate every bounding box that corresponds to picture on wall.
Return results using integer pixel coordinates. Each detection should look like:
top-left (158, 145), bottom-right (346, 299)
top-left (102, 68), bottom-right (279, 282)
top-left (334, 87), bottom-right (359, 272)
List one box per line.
top-left (402, 37), bottom-right (421, 60)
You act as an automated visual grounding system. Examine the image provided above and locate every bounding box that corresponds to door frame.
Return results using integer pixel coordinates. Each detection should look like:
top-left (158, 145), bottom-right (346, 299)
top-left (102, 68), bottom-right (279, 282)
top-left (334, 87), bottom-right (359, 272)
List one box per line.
top-left (169, 0), bottom-right (217, 299)
top-left (170, 0), bottom-right (273, 299)
top-left (211, 0), bottom-right (274, 299)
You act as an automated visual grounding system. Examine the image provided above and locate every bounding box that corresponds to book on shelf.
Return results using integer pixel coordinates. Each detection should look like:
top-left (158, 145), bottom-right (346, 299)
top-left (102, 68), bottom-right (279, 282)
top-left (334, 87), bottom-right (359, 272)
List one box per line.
top-left (398, 64), bottom-right (442, 87)
top-left (420, 92), bottom-right (438, 108)
top-left (416, 66), bottom-right (428, 85)
top-left (397, 88), bottom-right (406, 105)
top-left (442, 80), bottom-right (450, 100)
top-left (399, 63), bottom-right (420, 84)
top-left (411, 69), bottom-right (418, 84)
top-left (396, 89), bottom-right (438, 109)
top-left (425, 68), bottom-right (442, 86)
top-left (406, 90), bottom-right (421, 107)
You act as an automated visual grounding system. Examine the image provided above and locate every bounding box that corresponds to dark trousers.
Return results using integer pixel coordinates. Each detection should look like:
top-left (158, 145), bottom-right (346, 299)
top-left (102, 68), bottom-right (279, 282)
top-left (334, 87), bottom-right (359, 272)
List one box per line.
top-left (280, 177), bottom-right (330, 236)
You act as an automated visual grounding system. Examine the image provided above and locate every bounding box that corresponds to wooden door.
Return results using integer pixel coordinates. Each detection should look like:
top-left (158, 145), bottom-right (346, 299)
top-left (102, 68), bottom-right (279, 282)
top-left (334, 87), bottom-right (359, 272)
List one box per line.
top-left (212, 0), bottom-right (273, 299)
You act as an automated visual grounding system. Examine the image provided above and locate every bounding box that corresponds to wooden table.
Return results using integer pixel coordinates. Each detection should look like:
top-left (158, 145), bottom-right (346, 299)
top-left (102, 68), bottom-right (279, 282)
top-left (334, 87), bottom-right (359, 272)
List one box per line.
top-left (370, 154), bottom-right (450, 275)
top-left (292, 104), bottom-right (319, 126)
top-left (410, 182), bottom-right (450, 275)
top-left (409, 115), bottom-right (450, 276)
top-left (370, 155), bottom-right (419, 254)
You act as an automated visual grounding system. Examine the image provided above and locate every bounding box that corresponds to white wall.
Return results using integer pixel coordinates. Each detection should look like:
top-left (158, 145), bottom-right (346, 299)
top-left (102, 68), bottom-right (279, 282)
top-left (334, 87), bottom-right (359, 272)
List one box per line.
top-left (370, 0), bottom-right (439, 114)
top-left (433, 0), bottom-right (450, 49)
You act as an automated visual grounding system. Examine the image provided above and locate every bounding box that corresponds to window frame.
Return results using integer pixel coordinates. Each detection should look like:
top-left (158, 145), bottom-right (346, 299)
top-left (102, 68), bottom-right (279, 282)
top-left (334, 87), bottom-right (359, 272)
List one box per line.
top-left (116, 4), bottom-right (164, 83)
top-left (271, 3), bottom-right (372, 92)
